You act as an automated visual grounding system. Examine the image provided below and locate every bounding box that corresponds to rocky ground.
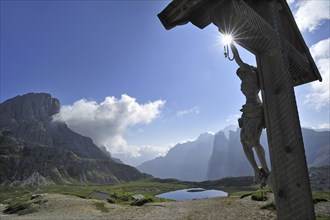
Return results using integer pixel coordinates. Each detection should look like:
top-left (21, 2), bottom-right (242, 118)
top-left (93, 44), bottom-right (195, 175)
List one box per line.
top-left (1, 193), bottom-right (329, 220)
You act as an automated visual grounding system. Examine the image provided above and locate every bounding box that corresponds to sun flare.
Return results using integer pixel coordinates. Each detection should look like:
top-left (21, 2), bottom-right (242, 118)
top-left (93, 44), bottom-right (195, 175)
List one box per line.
top-left (222, 34), bottom-right (233, 45)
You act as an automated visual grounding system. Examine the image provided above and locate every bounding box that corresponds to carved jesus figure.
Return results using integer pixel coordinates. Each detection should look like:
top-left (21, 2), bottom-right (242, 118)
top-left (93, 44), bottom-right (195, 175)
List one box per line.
top-left (230, 44), bottom-right (270, 186)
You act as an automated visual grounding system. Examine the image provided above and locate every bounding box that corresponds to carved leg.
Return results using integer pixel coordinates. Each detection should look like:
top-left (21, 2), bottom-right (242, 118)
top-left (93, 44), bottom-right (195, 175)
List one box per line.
top-left (254, 143), bottom-right (270, 185)
top-left (255, 145), bottom-right (271, 188)
top-left (241, 141), bottom-right (260, 183)
top-left (255, 143), bottom-right (270, 173)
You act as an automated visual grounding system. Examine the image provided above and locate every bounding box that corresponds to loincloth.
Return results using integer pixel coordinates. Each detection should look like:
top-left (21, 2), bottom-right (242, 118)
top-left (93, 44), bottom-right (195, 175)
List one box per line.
top-left (238, 104), bottom-right (265, 144)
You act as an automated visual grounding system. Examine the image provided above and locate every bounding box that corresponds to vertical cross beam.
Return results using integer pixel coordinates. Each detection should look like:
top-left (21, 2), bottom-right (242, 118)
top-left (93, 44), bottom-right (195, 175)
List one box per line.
top-left (157, 1), bottom-right (320, 219)
top-left (256, 1), bottom-right (315, 219)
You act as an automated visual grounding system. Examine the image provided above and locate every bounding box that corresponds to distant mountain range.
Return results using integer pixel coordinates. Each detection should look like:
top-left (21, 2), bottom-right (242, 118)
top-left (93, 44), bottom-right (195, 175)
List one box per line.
top-left (1, 93), bottom-right (328, 185)
top-left (0, 93), bottom-right (149, 185)
top-left (138, 126), bottom-right (330, 181)
top-left (138, 132), bottom-right (215, 182)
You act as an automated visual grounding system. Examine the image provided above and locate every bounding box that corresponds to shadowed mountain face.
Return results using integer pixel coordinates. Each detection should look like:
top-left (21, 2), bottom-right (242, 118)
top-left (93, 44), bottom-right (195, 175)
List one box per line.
top-left (138, 132), bottom-right (214, 181)
top-left (207, 130), bottom-right (254, 180)
top-left (138, 126), bottom-right (329, 181)
top-left (0, 93), bottom-right (149, 185)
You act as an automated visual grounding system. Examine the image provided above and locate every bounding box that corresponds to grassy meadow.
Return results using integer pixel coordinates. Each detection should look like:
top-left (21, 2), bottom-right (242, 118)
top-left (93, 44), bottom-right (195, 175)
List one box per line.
top-left (0, 178), bottom-right (261, 206)
top-left (0, 179), bottom-right (328, 219)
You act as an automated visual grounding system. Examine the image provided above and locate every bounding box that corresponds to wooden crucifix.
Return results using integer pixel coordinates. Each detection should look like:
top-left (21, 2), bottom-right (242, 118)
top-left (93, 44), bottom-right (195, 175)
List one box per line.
top-left (158, 1), bottom-right (322, 220)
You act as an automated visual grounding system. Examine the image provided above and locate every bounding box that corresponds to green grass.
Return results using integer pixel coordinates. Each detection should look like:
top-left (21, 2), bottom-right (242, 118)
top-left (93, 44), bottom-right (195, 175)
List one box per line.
top-left (0, 186), bottom-right (37, 205)
top-left (0, 180), bottom-right (191, 206)
top-left (312, 191), bottom-right (330, 202)
top-left (258, 191), bottom-right (330, 219)
top-left (222, 186), bottom-right (260, 197)
top-left (316, 216), bottom-right (330, 220)
top-left (2, 180), bottom-right (328, 220)
top-left (3, 198), bottom-right (47, 215)
top-left (233, 188), bottom-right (269, 201)
top-left (2, 181), bottom-right (326, 204)
top-left (0, 180), bottom-right (269, 208)
top-left (251, 190), bottom-right (268, 201)
top-left (93, 202), bottom-right (110, 212)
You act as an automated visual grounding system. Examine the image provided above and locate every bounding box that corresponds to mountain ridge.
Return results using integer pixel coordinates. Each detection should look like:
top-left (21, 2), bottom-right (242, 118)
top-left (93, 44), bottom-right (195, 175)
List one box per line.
top-left (0, 93), bottom-right (150, 185)
top-left (138, 126), bottom-right (329, 181)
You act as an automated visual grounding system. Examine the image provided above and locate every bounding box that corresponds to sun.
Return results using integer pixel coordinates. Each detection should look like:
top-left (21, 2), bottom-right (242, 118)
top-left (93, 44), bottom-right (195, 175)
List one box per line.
top-left (222, 34), bottom-right (234, 45)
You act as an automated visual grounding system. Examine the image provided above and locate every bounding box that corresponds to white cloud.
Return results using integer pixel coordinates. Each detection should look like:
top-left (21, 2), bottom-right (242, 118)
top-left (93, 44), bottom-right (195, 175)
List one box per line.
top-left (225, 114), bottom-right (240, 124)
top-left (53, 94), bottom-right (165, 156)
top-left (318, 123), bottom-right (330, 129)
top-left (304, 38), bottom-right (330, 110)
top-left (309, 38), bottom-right (330, 61)
top-left (114, 145), bottom-right (172, 167)
top-left (137, 145), bottom-right (169, 157)
top-left (176, 106), bottom-right (200, 117)
top-left (294, 1), bottom-right (330, 32)
top-left (287, 0), bottom-right (294, 5)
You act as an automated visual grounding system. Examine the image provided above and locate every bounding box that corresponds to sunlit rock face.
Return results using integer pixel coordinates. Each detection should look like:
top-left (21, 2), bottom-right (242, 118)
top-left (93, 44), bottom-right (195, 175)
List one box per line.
top-left (0, 93), bottom-right (150, 185)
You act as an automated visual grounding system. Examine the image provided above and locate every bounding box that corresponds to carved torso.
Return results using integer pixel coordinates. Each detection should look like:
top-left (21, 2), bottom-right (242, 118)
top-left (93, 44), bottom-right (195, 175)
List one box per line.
top-left (236, 66), bottom-right (264, 129)
top-left (236, 66), bottom-right (261, 105)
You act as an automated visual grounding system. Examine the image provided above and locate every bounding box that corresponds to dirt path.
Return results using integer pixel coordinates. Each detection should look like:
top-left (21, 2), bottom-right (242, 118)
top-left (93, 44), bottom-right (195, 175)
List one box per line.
top-left (0, 193), bottom-right (328, 220)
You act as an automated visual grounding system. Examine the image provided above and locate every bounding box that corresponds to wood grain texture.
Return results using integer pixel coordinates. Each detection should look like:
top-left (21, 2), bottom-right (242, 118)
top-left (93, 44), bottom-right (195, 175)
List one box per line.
top-left (256, 1), bottom-right (315, 219)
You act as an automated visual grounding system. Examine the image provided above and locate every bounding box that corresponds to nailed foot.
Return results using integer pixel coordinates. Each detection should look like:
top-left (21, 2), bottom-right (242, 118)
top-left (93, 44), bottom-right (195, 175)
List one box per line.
top-left (254, 167), bottom-right (270, 187)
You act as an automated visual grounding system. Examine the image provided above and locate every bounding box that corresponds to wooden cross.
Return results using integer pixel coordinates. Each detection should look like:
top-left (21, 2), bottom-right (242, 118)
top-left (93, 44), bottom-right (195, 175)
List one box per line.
top-left (158, 1), bottom-right (322, 219)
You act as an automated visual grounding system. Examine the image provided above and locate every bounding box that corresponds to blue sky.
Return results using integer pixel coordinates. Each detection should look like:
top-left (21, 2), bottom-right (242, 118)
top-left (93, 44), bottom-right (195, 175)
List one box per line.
top-left (1, 0), bottom-right (329, 166)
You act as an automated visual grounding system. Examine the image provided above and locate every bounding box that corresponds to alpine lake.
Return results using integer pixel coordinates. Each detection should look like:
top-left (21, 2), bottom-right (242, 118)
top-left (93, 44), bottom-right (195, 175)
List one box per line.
top-left (156, 188), bottom-right (228, 201)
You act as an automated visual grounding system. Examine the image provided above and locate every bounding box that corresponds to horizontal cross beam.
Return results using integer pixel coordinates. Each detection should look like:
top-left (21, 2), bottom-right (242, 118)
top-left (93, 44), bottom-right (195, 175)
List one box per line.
top-left (158, 0), bottom-right (322, 86)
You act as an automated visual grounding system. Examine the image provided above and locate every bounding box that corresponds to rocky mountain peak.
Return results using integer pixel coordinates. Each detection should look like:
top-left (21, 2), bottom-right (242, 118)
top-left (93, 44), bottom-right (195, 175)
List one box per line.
top-left (197, 132), bottom-right (214, 142)
top-left (214, 131), bottom-right (227, 140)
top-left (0, 93), bottom-right (60, 124)
top-left (0, 93), bottom-right (150, 185)
top-left (222, 124), bottom-right (238, 139)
